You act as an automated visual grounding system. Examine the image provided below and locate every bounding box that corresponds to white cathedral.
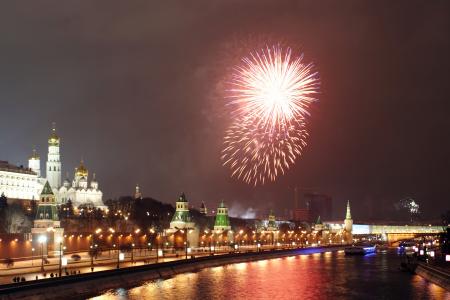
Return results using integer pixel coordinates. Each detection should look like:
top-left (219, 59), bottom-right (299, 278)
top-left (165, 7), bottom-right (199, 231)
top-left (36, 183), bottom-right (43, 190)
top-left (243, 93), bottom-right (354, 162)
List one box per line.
top-left (0, 125), bottom-right (106, 209)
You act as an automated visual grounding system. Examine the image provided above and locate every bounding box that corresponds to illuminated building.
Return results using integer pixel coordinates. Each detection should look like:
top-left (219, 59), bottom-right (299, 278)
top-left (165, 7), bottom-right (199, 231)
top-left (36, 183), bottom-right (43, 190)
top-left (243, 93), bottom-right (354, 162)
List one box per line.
top-left (57, 160), bottom-right (105, 209)
top-left (0, 160), bottom-right (40, 201)
top-left (214, 201), bottom-right (231, 231)
top-left (344, 200), bottom-right (353, 233)
top-left (31, 181), bottom-right (64, 256)
top-left (168, 193), bottom-right (199, 247)
top-left (213, 200), bottom-right (233, 243)
top-left (0, 124), bottom-right (105, 208)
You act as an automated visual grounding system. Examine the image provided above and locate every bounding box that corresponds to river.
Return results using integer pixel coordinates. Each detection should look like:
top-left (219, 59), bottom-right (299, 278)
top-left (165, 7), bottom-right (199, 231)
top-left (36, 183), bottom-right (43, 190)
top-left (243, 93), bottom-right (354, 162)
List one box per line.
top-left (90, 249), bottom-right (449, 299)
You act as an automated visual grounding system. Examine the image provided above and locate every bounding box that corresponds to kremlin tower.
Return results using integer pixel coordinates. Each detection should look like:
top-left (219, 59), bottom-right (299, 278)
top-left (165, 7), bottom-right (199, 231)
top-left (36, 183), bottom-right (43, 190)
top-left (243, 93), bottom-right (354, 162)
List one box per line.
top-left (46, 123), bottom-right (61, 189)
top-left (344, 200), bottom-right (353, 243)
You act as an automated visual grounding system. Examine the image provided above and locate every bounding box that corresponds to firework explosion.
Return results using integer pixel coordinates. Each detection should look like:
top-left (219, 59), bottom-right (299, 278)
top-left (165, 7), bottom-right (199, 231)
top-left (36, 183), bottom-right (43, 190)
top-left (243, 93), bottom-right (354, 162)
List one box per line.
top-left (222, 45), bottom-right (319, 185)
top-left (228, 46), bottom-right (318, 132)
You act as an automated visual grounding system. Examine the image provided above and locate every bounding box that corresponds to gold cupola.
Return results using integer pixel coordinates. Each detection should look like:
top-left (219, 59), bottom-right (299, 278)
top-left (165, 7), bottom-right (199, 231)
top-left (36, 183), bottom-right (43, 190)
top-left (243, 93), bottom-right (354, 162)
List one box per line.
top-left (48, 123), bottom-right (60, 146)
top-left (29, 148), bottom-right (40, 160)
top-left (75, 160), bottom-right (88, 178)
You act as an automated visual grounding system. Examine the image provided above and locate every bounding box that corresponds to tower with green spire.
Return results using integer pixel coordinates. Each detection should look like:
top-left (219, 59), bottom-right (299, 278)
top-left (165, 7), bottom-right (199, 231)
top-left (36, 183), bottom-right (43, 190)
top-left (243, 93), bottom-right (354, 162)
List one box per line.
top-left (214, 200), bottom-right (231, 231)
top-left (31, 181), bottom-right (64, 256)
top-left (314, 215), bottom-right (324, 231)
top-left (168, 193), bottom-right (198, 247)
top-left (35, 181), bottom-right (59, 221)
top-left (170, 193), bottom-right (195, 228)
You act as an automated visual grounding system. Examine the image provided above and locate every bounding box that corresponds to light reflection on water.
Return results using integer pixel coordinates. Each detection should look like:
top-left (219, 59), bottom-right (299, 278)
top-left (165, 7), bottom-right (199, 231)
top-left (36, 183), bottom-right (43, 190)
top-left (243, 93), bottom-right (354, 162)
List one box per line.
top-left (90, 251), bottom-right (449, 300)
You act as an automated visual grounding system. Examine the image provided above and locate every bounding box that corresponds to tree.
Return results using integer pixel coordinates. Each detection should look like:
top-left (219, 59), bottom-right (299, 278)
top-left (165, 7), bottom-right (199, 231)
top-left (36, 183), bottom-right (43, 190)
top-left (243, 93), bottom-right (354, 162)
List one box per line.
top-left (439, 211), bottom-right (450, 256)
top-left (441, 210), bottom-right (450, 228)
top-left (0, 203), bottom-right (31, 233)
top-left (88, 247), bottom-right (102, 269)
top-left (29, 199), bottom-right (37, 217)
top-left (0, 193), bottom-right (7, 209)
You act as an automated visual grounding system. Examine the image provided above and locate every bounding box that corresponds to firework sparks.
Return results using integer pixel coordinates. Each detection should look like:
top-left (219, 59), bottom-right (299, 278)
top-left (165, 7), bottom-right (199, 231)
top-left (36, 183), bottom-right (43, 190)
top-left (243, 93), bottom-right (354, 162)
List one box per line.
top-left (222, 45), bottom-right (319, 185)
top-left (221, 117), bottom-right (308, 185)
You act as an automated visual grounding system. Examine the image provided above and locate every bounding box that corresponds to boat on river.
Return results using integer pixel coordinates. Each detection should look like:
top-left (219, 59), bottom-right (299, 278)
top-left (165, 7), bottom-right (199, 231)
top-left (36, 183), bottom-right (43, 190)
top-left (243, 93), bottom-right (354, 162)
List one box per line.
top-left (345, 244), bottom-right (377, 255)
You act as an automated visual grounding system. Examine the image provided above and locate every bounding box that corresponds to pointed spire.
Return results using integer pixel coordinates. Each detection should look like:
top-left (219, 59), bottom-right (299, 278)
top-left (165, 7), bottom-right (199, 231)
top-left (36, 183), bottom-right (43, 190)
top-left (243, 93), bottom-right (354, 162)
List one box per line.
top-left (178, 192), bottom-right (187, 202)
top-left (29, 147), bottom-right (40, 160)
top-left (48, 122), bottom-right (60, 146)
top-left (316, 215), bottom-right (322, 224)
top-left (134, 184), bottom-right (142, 199)
top-left (41, 181), bottom-right (54, 195)
top-left (219, 200), bottom-right (226, 208)
top-left (200, 201), bottom-right (207, 215)
top-left (346, 200), bottom-right (352, 220)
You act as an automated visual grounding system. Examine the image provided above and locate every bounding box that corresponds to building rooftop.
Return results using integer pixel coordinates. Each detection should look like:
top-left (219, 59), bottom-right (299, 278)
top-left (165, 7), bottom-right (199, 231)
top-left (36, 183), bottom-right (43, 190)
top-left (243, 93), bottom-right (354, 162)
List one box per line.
top-left (0, 160), bottom-right (36, 175)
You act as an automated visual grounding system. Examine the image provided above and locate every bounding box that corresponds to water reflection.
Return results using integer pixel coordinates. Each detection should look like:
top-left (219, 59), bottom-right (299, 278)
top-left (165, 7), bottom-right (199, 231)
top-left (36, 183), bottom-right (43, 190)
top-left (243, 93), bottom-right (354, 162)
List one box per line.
top-left (90, 251), bottom-right (449, 300)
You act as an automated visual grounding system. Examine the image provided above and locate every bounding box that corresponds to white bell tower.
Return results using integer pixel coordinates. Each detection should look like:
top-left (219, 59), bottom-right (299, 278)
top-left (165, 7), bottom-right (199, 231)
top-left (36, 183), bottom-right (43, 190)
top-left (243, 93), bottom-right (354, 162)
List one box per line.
top-left (46, 123), bottom-right (62, 189)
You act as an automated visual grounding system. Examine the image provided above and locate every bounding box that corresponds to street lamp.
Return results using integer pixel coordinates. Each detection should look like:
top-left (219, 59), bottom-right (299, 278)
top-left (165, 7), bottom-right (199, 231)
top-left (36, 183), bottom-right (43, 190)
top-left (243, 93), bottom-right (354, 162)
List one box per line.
top-left (31, 248), bottom-right (35, 266)
top-left (38, 235), bottom-right (47, 272)
top-left (57, 237), bottom-right (63, 277)
top-left (116, 237), bottom-right (121, 269)
top-left (175, 227), bottom-right (193, 259)
top-left (156, 234), bottom-right (159, 263)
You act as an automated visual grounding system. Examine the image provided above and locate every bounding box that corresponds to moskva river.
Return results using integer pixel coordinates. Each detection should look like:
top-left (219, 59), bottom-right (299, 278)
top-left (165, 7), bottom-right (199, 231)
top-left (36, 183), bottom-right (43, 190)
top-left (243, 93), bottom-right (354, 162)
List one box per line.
top-left (91, 250), bottom-right (449, 300)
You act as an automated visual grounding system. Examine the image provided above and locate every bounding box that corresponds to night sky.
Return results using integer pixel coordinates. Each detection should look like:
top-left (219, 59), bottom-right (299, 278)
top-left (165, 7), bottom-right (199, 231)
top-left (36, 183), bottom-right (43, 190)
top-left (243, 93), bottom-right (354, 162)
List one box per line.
top-left (1, 1), bottom-right (449, 220)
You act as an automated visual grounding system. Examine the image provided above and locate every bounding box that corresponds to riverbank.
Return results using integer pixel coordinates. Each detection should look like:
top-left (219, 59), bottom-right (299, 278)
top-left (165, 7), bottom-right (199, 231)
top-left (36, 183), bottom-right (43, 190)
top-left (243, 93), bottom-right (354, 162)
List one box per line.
top-left (414, 262), bottom-right (450, 291)
top-left (0, 246), bottom-right (343, 300)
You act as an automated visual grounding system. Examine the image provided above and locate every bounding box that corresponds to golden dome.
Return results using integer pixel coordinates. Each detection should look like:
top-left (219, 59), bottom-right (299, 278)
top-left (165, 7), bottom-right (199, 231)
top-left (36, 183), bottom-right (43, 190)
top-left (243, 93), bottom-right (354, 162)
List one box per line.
top-left (48, 124), bottom-right (60, 146)
top-left (29, 148), bottom-right (40, 160)
top-left (75, 160), bottom-right (88, 178)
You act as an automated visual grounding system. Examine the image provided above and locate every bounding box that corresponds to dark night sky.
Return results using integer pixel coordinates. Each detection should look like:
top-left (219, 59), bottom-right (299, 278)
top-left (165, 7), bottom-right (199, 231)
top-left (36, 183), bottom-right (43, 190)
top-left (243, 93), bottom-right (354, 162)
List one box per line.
top-left (1, 1), bottom-right (449, 220)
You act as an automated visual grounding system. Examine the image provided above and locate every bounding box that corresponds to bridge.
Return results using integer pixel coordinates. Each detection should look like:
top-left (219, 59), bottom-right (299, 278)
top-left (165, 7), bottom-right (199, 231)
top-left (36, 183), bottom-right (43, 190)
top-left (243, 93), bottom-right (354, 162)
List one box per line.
top-left (352, 224), bottom-right (445, 243)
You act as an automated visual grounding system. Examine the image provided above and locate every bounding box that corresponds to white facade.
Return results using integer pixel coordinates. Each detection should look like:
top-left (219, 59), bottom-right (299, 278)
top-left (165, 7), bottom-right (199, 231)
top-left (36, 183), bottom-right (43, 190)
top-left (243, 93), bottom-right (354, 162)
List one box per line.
top-left (28, 149), bottom-right (41, 177)
top-left (57, 166), bottom-right (105, 209)
top-left (0, 162), bottom-right (40, 200)
top-left (46, 126), bottom-right (62, 189)
top-left (46, 146), bottom-right (61, 189)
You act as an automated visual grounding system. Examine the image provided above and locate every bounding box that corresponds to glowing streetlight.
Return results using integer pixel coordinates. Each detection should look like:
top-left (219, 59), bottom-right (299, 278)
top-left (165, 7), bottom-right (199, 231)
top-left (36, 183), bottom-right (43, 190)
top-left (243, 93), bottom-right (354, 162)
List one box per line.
top-left (57, 236), bottom-right (63, 277)
top-left (31, 248), bottom-right (35, 266)
top-left (38, 235), bottom-right (47, 271)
